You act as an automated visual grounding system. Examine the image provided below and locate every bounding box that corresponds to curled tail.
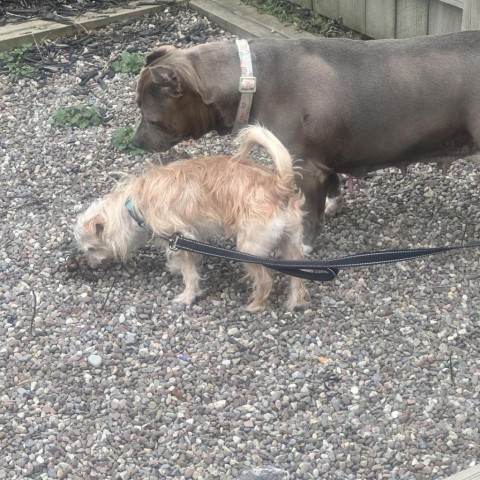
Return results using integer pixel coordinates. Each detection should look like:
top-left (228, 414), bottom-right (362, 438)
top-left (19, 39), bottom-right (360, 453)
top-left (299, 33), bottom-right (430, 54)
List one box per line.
top-left (233, 125), bottom-right (295, 183)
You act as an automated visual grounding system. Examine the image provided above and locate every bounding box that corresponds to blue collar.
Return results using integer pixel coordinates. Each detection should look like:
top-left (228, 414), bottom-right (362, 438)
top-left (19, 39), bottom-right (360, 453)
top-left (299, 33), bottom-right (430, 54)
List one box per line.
top-left (125, 198), bottom-right (153, 234)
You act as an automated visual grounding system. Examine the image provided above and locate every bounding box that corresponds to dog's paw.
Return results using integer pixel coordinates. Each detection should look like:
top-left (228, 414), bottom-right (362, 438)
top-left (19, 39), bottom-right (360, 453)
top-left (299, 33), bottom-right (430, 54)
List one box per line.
top-left (325, 194), bottom-right (343, 218)
top-left (173, 290), bottom-right (200, 306)
top-left (302, 243), bottom-right (313, 255)
top-left (245, 301), bottom-right (266, 313)
top-left (285, 296), bottom-right (309, 312)
top-left (286, 286), bottom-right (310, 311)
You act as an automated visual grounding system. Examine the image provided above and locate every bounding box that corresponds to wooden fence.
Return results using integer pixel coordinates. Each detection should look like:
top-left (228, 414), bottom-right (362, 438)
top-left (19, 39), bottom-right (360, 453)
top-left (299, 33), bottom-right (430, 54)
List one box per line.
top-left (290, 0), bottom-right (480, 38)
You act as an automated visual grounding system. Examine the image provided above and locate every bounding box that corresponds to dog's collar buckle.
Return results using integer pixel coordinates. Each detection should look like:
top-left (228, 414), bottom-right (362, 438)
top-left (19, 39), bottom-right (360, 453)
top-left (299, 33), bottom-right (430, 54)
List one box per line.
top-left (169, 233), bottom-right (181, 251)
top-left (239, 76), bottom-right (256, 94)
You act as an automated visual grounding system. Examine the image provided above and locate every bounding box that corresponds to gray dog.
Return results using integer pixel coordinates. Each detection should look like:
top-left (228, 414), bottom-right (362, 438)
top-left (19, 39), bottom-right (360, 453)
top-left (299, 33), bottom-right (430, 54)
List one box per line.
top-left (133, 32), bottom-right (480, 250)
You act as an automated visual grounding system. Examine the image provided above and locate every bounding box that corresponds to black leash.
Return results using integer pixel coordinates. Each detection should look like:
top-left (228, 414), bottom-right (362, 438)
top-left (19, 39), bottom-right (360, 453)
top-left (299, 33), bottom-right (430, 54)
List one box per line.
top-left (167, 234), bottom-right (479, 282)
top-left (126, 199), bottom-right (479, 282)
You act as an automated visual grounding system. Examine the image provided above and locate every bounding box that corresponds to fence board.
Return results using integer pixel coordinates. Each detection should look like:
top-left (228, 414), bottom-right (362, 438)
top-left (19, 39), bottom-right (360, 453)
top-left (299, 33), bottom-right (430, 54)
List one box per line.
top-left (439, 0), bottom-right (464, 8)
top-left (366, 0), bottom-right (396, 38)
top-left (461, 0), bottom-right (480, 30)
top-left (428, 0), bottom-right (462, 34)
top-left (312, 0), bottom-right (340, 19)
top-left (339, 0), bottom-right (366, 33)
top-left (396, 0), bottom-right (429, 37)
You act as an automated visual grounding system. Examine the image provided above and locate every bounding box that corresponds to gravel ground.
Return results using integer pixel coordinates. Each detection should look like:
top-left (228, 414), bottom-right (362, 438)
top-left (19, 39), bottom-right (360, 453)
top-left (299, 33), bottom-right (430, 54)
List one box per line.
top-left (1, 4), bottom-right (479, 480)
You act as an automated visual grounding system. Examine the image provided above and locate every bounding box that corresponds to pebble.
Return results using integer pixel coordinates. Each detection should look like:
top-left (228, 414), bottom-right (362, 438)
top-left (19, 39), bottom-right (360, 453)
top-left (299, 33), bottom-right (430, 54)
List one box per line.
top-left (87, 354), bottom-right (103, 368)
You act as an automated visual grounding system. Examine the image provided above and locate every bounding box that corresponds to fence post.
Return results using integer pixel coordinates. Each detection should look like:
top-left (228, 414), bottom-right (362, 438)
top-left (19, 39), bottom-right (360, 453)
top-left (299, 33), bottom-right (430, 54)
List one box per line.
top-left (462, 0), bottom-right (480, 30)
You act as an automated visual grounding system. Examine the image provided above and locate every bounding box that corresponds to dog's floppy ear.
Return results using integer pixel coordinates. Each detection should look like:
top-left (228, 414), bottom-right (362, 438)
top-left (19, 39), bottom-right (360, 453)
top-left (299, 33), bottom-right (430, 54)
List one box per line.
top-left (84, 213), bottom-right (105, 237)
top-left (145, 45), bottom-right (176, 66)
top-left (149, 65), bottom-right (184, 98)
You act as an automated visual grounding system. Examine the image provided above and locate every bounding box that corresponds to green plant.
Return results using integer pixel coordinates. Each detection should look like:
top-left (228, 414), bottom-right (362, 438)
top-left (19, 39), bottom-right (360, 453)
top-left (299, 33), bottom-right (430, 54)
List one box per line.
top-left (0, 44), bottom-right (35, 79)
top-left (52, 105), bottom-right (103, 129)
top-left (112, 51), bottom-right (144, 74)
top-left (111, 126), bottom-right (146, 155)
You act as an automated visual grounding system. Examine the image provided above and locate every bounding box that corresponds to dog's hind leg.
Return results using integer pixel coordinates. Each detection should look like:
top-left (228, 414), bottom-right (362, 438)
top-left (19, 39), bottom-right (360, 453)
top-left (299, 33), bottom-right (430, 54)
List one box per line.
top-left (243, 263), bottom-right (274, 312)
top-left (169, 250), bottom-right (203, 305)
top-left (237, 228), bottom-right (278, 312)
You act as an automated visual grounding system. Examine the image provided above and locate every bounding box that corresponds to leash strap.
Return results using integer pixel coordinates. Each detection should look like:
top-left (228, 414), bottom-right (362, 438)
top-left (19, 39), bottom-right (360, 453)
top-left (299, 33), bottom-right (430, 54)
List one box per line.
top-left (232, 39), bottom-right (256, 134)
top-left (168, 233), bottom-right (480, 282)
top-left (126, 198), bottom-right (479, 282)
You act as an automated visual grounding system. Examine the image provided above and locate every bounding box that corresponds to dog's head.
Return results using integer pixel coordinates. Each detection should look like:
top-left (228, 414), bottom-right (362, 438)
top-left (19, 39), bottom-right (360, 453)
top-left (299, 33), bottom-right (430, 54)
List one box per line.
top-left (133, 44), bottom-right (238, 153)
top-left (74, 200), bottom-right (117, 268)
top-left (132, 46), bottom-right (213, 152)
top-left (74, 187), bottom-right (145, 268)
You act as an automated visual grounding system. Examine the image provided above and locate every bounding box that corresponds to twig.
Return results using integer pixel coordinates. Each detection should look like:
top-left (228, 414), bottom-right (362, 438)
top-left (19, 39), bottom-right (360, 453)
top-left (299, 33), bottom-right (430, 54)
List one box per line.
top-left (39, 12), bottom-right (90, 34)
top-left (136, 0), bottom-right (177, 5)
top-left (449, 353), bottom-right (455, 385)
top-left (101, 278), bottom-right (116, 312)
top-left (31, 33), bottom-right (44, 62)
top-left (0, 156), bottom-right (97, 218)
top-left (6, 12), bottom-right (30, 20)
top-left (30, 290), bottom-right (37, 335)
top-left (40, 13), bottom-right (76, 25)
top-left (0, 199), bottom-right (43, 218)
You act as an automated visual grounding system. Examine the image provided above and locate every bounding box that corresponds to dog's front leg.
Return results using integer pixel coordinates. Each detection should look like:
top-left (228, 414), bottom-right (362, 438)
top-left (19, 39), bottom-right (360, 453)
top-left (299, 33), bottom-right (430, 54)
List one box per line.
top-left (279, 226), bottom-right (310, 311)
top-left (298, 160), bottom-right (331, 252)
top-left (169, 250), bottom-right (203, 305)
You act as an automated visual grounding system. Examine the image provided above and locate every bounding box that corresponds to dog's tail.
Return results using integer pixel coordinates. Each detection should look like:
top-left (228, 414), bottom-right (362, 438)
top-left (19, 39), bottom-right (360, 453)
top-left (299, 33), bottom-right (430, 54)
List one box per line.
top-left (234, 125), bottom-right (295, 183)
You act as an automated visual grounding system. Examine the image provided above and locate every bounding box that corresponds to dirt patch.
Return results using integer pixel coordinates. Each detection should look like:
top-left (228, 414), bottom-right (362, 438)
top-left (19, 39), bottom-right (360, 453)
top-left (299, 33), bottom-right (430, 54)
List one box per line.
top-left (0, 0), bottom-right (139, 25)
top-left (0, 2), bottom-right (216, 83)
top-left (240, 0), bottom-right (365, 39)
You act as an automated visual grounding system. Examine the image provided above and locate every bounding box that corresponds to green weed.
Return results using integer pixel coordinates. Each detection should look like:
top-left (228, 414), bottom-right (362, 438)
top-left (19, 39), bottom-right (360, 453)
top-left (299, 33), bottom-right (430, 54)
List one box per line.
top-left (0, 44), bottom-right (35, 79)
top-left (111, 126), bottom-right (146, 156)
top-left (112, 51), bottom-right (144, 75)
top-left (52, 105), bottom-right (103, 129)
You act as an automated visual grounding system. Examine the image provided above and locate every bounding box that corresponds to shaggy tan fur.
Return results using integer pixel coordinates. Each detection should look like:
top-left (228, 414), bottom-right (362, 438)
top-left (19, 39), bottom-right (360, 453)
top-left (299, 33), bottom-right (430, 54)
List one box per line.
top-left (74, 126), bottom-right (309, 312)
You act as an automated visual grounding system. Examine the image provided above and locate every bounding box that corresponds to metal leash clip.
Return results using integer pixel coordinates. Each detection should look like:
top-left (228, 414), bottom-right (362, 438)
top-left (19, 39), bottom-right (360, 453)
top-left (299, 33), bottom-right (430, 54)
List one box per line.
top-left (169, 233), bottom-right (181, 251)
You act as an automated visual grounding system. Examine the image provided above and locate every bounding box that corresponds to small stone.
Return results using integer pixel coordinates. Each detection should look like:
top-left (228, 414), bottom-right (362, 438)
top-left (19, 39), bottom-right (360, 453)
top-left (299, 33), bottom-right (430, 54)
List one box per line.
top-left (48, 468), bottom-right (57, 478)
top-left (239, 467), bottom-right (289, 480)
top-left (87, 354), bottom-right (102, 368)
top-left (184, 466), bottom-right (195, 478)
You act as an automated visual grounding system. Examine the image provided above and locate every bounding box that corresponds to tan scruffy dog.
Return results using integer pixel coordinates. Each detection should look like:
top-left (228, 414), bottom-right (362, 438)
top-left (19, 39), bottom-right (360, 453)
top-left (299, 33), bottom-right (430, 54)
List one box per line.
top-left (74, 125), bottom-right (309, 312)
